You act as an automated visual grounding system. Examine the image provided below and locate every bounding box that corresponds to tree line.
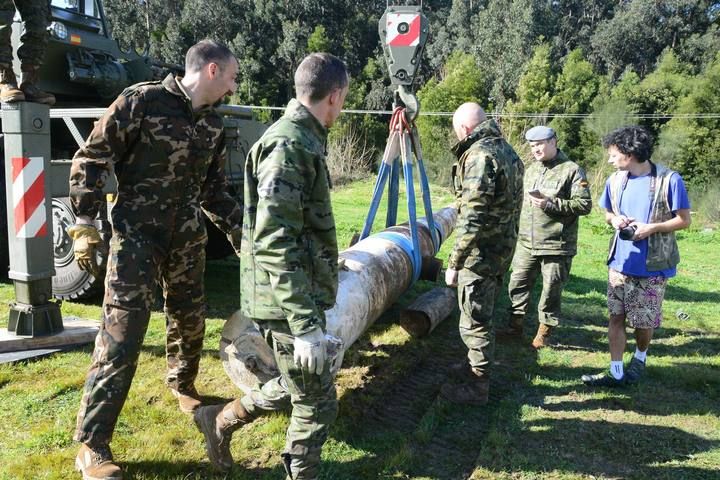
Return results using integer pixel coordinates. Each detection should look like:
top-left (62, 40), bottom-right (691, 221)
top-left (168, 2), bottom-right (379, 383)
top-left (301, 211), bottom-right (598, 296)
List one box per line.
top-left (103, 0), bottom-right (720, 195)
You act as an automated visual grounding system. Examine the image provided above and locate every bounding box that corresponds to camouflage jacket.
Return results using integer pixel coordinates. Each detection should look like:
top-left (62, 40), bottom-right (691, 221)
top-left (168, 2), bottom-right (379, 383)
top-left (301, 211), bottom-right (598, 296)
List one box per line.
top-left (69, 74), bottom-right (243, 245)
top-left (240, 99), bottom-right (338, 336)
top-left (518, 150), bottom-right (591, 256)
top-left (448, 119), bottom-right (524, 273)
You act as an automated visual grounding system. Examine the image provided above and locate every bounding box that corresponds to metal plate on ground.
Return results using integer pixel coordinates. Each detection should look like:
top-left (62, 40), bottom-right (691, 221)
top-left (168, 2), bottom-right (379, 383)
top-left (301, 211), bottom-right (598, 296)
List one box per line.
top-left (0, 347), bottom-right (64, 364)
top-left (0, 316), bottom-right (98, 356)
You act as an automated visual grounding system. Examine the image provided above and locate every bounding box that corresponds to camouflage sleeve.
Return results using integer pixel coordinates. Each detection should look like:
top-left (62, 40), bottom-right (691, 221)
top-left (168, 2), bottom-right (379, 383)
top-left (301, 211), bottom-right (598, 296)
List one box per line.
top-left (448, 151), bottom-right (496, 270)
top-left (253, 142), bottom-right (322, 336)
top-left (69, 91), bottom-right (145, 219)
top-left (200, 131), bottom-right (243, 234)
top-left (450, 162), bottom-right (462, 212)
top-left (545, 167), bottom-right (592, 217)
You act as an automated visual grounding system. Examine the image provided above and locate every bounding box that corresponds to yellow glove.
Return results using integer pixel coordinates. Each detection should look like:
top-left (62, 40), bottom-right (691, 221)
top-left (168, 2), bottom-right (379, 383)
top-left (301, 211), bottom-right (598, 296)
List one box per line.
top-left (67, 224), bottom-right (102, 277)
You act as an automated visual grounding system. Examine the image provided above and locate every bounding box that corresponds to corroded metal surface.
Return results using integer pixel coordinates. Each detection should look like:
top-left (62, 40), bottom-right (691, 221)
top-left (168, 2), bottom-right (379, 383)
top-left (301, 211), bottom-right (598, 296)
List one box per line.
top-left (221, 207), bottom-right (457, 393)
top-left (220, 311), bottom-right (279, 395)
top-left (399, 287), bottom-right (457, 338)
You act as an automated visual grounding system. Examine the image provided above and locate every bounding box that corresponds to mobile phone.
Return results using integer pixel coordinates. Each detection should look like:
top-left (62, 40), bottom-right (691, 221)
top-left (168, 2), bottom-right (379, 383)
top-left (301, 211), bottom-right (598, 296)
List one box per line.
top-left (528, 189), bottom-right (544, 199)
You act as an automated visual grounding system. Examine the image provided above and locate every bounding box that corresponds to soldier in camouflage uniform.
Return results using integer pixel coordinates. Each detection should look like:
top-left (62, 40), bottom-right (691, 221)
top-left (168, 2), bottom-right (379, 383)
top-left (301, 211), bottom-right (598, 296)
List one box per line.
top-left (193, 53), bottom-right (348, 479)
top-left (442, 102), bottom-right (524, 405)
top-left (504, 126), bottom-right (592, 348)
top-left (71, 40), bottom-right (243, 480)
top-left (0, 0), bottom-right (55, 104)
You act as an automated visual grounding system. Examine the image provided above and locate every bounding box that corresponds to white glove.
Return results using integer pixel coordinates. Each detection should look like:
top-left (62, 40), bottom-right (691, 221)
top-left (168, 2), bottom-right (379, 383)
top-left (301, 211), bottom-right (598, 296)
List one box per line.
top-left (445, 267), bottom-right (459, 287)
top-left (293, 328), bottom-right (327, 375)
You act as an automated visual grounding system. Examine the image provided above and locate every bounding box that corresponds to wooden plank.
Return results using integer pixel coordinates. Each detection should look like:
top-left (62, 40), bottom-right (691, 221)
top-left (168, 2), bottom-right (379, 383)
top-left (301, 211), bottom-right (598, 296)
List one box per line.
top-left (0, 316), bottom-right (99, 353)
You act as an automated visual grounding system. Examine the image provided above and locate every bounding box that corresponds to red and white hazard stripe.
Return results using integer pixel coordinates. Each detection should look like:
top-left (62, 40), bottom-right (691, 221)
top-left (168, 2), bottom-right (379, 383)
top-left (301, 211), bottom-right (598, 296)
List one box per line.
top-left (11, 156), bottom-right (47, 238)
top-left (386, 13), bottom-right (421, 47)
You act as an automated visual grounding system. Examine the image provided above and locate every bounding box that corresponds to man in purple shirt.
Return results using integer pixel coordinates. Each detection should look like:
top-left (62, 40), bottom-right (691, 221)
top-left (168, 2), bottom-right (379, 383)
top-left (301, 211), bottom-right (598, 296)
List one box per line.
top-left (582, 126), bottom-right (691, 387)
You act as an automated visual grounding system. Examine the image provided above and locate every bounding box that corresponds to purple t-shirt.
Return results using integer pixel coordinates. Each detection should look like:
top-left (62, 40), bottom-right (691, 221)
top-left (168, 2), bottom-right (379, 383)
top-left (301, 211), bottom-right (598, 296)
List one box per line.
top-left (600, 171), bottom-right (690, 278)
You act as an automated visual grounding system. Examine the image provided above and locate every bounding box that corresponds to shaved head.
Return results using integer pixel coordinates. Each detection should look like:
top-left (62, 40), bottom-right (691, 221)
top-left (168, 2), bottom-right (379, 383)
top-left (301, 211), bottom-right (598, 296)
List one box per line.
top-left (452, 102), bottom-right (487, 141)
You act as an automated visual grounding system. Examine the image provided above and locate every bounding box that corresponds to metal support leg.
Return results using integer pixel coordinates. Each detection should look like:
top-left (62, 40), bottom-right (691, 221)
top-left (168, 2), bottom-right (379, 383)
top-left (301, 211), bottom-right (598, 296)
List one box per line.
top-left (2, 102), bottom-right (62, 337)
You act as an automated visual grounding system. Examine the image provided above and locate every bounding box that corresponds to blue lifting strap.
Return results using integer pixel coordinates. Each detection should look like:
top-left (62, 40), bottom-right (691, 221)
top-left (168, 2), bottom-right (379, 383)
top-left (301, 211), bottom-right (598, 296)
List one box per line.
top-left (358, 107), bottom-right (438, 284)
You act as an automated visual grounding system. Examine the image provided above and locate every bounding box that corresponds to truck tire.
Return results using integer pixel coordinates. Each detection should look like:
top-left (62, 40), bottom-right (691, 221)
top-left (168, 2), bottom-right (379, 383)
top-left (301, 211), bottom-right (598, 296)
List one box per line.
top-left (0, 153), bottom-right (103, 297)
top-left (51, 197), bottom-right (105, 300)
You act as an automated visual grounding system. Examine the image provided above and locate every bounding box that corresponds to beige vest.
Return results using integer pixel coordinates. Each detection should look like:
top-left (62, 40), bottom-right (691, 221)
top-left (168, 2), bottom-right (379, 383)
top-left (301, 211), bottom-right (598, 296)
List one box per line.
top-left (607, 162), bottom-right (680, 272)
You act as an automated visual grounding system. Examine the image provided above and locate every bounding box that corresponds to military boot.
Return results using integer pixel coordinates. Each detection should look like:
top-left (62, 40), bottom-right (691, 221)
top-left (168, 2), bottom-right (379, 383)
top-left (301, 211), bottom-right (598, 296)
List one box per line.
top-left (75, 442), bottom-right (123, 480)
top-left (496, 314), bottom-right (525, 338)
top-left (0, 65), bottom-right (25, 103)
top-left (447, 361), bottom-right (476, 381)
top-left (194, 400), bottom-right (252, 471)
top-left (19, 65), bottom-right (55, 105)
top-left (531, 323), bottom-right (554, 349)
top-left (170, 385), bottom-right (202, 414)
top-left (440, 372), bottom-right (490, 406)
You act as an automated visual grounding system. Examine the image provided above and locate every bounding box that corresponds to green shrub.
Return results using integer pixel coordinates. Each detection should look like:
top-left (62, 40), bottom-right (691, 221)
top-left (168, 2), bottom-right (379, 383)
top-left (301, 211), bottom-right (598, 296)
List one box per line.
top-left (690, 182), bottom-right (720, 228)
top-left (326, 122), bottom-right (374, 186)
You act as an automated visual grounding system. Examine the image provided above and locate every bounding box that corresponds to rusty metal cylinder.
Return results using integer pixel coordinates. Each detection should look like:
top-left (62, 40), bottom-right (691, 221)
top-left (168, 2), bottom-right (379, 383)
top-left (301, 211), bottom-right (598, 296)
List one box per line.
top-left (399, 287), bottom-right (457, 338)
top-left (220, 207), bottom-right (457, 394)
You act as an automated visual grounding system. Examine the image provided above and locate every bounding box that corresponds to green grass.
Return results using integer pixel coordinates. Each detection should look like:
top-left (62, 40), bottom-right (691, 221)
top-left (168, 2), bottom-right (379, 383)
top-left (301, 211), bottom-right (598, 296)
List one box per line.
top-left (0, 180), bottom-right (718, 479)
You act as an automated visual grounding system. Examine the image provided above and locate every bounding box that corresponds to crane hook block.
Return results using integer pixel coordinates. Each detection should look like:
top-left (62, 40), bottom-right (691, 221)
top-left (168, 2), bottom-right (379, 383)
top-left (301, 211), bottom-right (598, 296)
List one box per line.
top-left (378, 4), bottom-right (429, 87)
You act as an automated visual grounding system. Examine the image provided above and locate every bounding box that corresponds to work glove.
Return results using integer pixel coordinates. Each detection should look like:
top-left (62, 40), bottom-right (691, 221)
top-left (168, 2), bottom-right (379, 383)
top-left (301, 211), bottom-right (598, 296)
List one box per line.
top-left (67, 224), bottom-right (102, 277)
top-left (445, 267), bottom-right (459, 288)
top-left (293, 328), bottom-right (327, 375)
top-left (227, 228), bottom-right (242, 257)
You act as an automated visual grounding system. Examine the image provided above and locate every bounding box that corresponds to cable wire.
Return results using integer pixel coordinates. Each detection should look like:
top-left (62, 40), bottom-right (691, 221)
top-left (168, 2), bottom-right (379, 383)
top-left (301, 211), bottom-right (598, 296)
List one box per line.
top-left (236, 104), bottom-right (720, 119)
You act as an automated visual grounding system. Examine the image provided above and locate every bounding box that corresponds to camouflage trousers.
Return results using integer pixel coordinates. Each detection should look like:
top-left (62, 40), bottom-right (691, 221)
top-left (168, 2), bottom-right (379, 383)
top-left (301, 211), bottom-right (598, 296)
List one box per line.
top-left (457, 263), bottom-right (509, 377)
top-left (507, 245), bottom-right (573, 327)
top-left (0, 0), bottom-right (50, 66)
top-left (240, 320), bottom-right (337, 480)
top-left (74, 234), bottom-right (207, 444)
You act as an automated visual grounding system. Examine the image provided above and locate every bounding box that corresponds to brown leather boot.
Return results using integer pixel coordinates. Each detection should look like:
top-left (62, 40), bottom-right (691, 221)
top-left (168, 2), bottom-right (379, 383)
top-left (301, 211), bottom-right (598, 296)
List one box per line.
top-left (194, 400), bottom-right (252, 471)
top-left (496, 314), bottom-right (525, 338)
top-left (531, 323), bottom-right (554, 349)
top-left (20, 65), bottom-right (55, 105)
top-left (170, 385), bottom-right (203, 414)
top-left (0, 65), bottom-right (25, 103)
top-left (440, 372), bottom-right (490, 405)
top-left (75, 442), bottom-right (123, 480)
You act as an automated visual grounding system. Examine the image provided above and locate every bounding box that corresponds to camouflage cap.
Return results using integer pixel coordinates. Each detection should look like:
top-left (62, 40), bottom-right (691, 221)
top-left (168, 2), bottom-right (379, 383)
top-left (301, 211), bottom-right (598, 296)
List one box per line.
top-left (525, 126), bottom-right (556, 142)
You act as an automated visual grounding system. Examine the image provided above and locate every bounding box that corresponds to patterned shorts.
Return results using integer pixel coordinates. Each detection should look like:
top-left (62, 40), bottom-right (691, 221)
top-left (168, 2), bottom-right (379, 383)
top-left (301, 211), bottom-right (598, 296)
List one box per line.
top-left (607, 269), bottom-right (667, 329)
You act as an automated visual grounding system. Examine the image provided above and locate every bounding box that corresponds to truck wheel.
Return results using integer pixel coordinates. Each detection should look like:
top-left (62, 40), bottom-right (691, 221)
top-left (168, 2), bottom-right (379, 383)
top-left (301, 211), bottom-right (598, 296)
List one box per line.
top-left (51, 197), bottom-right (105, 300)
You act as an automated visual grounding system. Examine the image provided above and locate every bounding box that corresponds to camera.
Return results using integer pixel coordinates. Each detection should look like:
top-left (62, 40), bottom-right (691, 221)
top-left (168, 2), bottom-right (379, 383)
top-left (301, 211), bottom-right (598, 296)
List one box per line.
top-left (619, 224), bottom-right (637, 240)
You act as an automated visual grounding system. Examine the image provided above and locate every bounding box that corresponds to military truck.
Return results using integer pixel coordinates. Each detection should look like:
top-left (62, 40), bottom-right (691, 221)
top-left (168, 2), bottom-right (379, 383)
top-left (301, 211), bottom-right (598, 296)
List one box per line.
top-left (0, 0), bottom-right (265, 300)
